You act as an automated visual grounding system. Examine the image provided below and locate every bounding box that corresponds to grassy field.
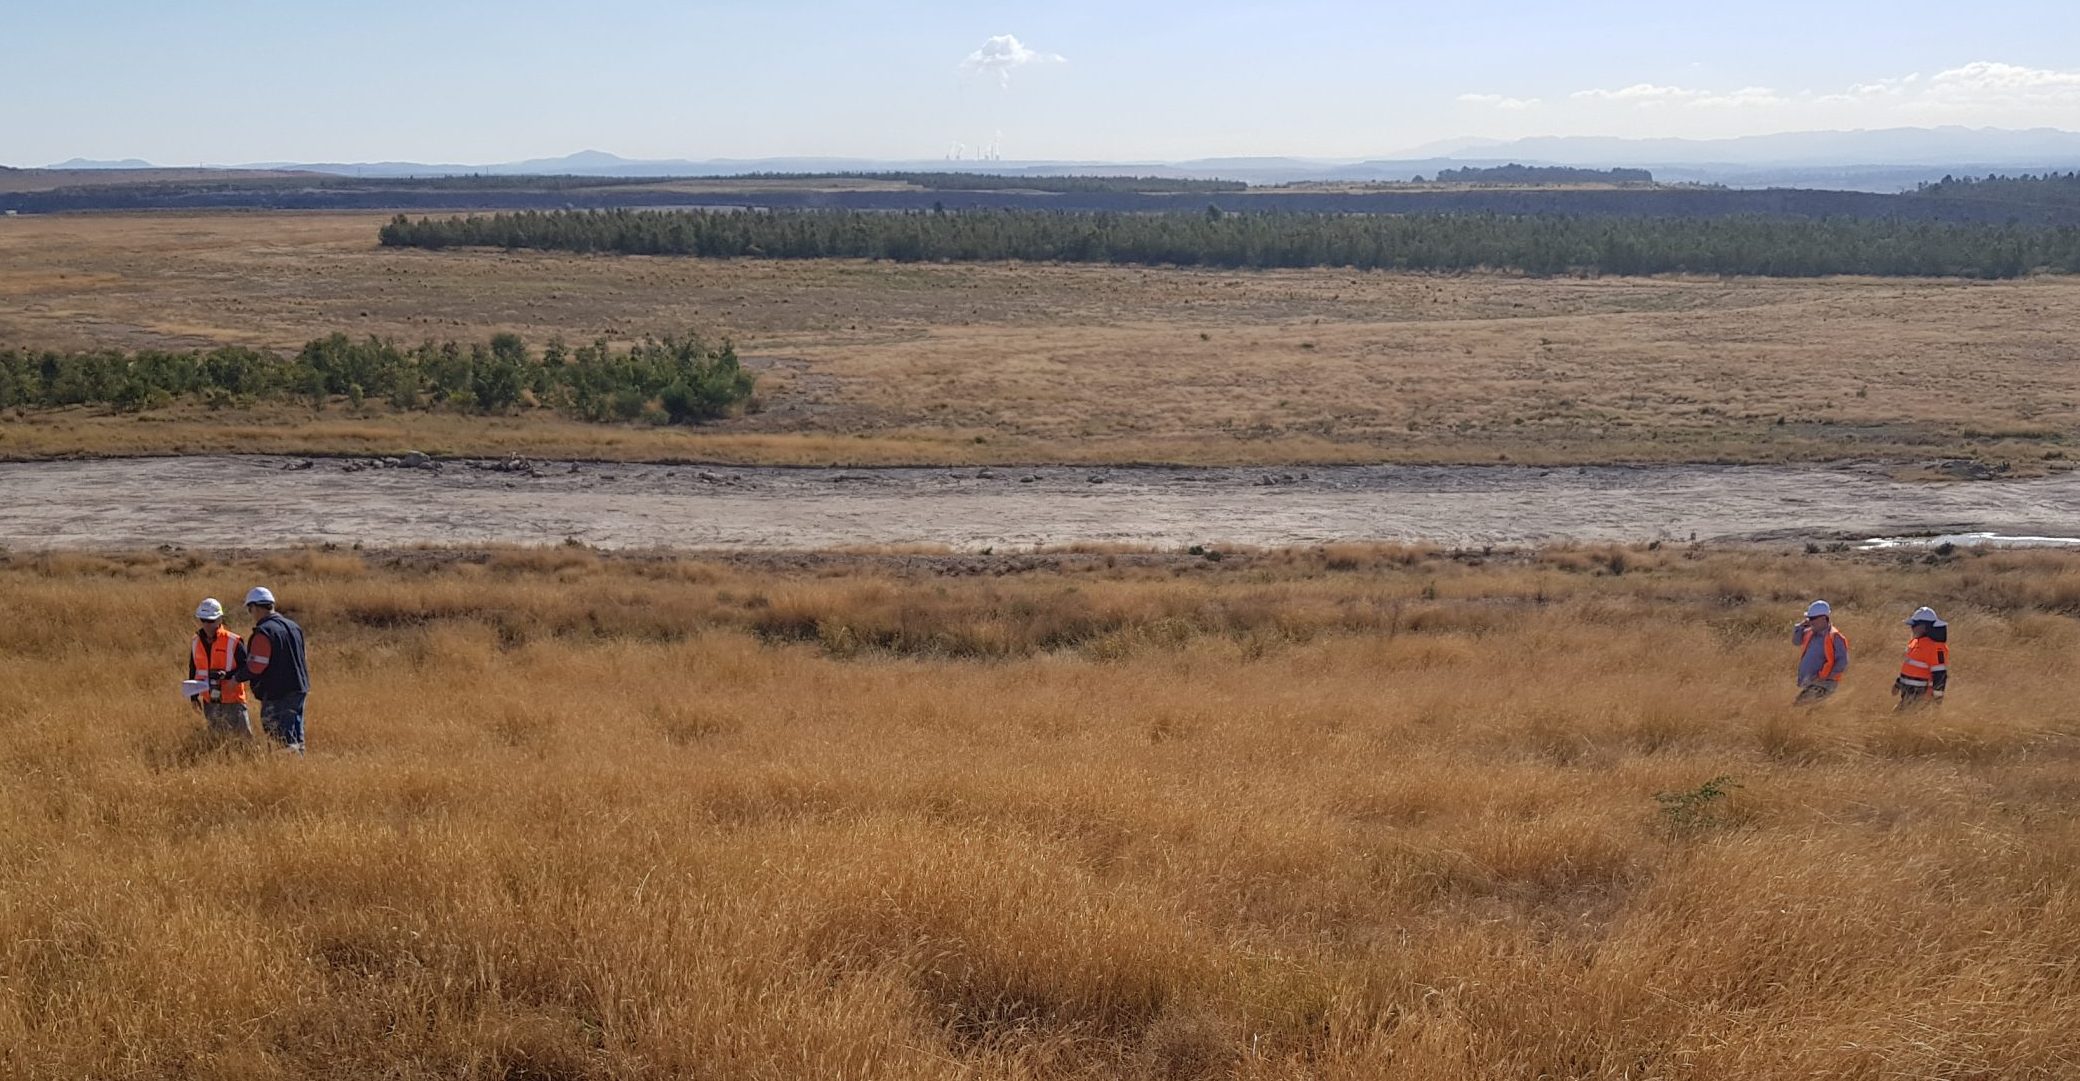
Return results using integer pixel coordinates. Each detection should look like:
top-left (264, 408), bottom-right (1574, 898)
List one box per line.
top-left (0, 168), bottom-right (313, 194)
top-left (3, 212), bottom-right (2078, 465)
top-left (4, 543), bottom-right (2079, 1078)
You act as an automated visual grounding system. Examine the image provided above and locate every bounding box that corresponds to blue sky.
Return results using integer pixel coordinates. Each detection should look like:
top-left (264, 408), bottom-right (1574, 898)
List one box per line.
top-left (4, 0), bottom-right (2077, 165)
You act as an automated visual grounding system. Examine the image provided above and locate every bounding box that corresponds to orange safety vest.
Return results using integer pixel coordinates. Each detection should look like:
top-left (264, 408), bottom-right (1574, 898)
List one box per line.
top-left (1798, 625), bottom-right (1848, 681)
top-left (1898, 636), bottom-right (1947, 688)
top-left (191, 629), bottom-right (247, 705)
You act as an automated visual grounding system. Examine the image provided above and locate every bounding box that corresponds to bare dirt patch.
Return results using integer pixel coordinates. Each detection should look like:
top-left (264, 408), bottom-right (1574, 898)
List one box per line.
top-left (5, 456), bottom-right (2078, 551)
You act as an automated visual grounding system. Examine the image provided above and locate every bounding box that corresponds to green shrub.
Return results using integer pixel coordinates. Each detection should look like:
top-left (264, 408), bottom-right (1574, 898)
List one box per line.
top-left (0, 333), bottom-right (755, 425)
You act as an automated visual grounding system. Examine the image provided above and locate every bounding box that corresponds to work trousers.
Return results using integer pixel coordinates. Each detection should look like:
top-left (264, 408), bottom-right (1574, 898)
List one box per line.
top-left (199, 701), bottom-right (253, 738)
top-left (1794, 680), bottom-right (1839, 705)
top-left (260, 693), bottom-right (306, 754)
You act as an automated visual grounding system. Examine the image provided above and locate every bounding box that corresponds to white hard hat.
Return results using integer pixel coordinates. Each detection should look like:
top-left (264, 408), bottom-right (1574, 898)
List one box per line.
top-left (195, 598), bottom-right (224, 621)
top-left (244, 586), bottom-right (276, 606)
top-left (1907, 606), bottom-right (1941, 625)
top-left (1805, 600), bottom-right (1832, 618)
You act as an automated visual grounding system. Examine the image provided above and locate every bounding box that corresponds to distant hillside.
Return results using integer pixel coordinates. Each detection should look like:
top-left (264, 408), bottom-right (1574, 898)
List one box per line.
top-left (7, 173), bottom-right (2080, 224)
top-left (0, 167), bottom-right (319, 195)
top-left (1432, 127), bottom-right (2080, 168)
top-left (21, 127), bottom-right (2080, 191)
top-left (46, 157), bottom-right (156, 170)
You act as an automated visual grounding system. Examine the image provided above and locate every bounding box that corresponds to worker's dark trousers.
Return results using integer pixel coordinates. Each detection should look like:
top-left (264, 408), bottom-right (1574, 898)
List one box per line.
top-left (200, 702), bottom-right (253, 738)
top-left (1895, 686), bottom-right (1938, 712)
top-left (1794, 681), bottom-right (1839, 705)
top-left (260, 693), bottom-right (306, 753)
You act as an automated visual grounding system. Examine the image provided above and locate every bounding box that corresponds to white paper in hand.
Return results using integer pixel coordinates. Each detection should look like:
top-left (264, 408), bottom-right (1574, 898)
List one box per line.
top-left (181, 679), bottom-right (209, 699)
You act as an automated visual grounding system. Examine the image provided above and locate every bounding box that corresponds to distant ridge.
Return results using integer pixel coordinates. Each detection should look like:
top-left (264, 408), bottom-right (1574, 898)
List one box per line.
top-left (1426, 126), bottom-right (2080, 167)
top-left (24, 127), bottom-right (2080, 193)
top-left (46, 157), bottom-right (157, 170)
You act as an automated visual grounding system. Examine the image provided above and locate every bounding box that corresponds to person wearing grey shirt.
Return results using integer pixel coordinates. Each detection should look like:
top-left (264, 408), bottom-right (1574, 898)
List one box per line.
top-left (1792, 599), bottom-right (1849, 704)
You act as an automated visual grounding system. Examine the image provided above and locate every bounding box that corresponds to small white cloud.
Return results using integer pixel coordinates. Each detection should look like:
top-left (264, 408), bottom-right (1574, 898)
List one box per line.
top-left (1690, 86), bottom-right (1788, 109)
top-left (960, 34), bottom-right (1065, 88)
top-left (1814, 73), bottom-right (1919, 105)
top-left (1806, 62), bottom-right (2080, 115)
top-left (1458, 93), bottom-right (1542, 111)
top-left (1571, 83), bottom-right (1707, 105)
top-left (1517, 61), bottom-right (2080, 126)
top-left (1927, 61), bottom-right (2080, 104)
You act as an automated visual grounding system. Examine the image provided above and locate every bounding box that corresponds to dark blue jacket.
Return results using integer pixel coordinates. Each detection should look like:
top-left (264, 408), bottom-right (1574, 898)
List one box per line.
top-left (237, 611), bottom-right (309, 700)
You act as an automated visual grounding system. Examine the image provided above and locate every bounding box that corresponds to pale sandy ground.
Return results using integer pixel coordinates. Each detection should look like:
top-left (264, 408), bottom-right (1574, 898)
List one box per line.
top-left (2, 456), bottom-right (2075, 550)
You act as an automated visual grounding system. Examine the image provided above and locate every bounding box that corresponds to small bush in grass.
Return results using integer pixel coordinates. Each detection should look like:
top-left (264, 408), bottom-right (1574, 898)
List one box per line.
top-left (1657, 775), bottom-right (1743, 837)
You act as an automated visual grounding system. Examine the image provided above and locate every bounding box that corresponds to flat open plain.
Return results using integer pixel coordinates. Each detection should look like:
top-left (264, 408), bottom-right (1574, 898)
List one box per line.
top-left (3, 212), bottom-right (2076, 466)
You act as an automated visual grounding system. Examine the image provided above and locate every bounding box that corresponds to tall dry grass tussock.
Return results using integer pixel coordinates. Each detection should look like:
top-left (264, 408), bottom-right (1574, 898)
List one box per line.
top-left (2, 543), bottom-right (2079, 1079)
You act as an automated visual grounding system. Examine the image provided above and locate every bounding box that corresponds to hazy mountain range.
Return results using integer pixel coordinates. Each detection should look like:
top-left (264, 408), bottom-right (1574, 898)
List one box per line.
top-left (46, 157), bottom-right (157, 170)
top-left (44, 127), bottom-right (2080, 192)
top-left (1389, 126), bottom-right (2080, 165)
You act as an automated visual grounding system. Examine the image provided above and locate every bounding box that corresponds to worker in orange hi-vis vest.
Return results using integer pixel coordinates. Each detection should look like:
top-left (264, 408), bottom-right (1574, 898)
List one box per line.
top-left (1792, 600), bottom-right (1850, 705)
top-left (187, 598), bottom-right (253, 738)
top-left (1892, 607), bottom-right (1950, 712)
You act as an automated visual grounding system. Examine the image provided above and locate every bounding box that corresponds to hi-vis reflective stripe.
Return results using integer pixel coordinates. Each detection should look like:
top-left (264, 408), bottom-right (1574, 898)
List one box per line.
top-left (192, 631), bottom-right (246, 704)
top-left (1900, 676), bottom-right (1932, 687)
top-left (1904, 659), bottom-right (1933, 670)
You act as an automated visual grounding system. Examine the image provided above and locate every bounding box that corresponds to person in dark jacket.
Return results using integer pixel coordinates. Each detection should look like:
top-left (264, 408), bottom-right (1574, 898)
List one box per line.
top-left (234, 585), bottom-right (309, 754)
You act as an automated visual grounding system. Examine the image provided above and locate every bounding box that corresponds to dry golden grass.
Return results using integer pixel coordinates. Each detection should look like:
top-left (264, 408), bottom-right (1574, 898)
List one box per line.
top-left (3, 212), bottom-right (2078, 465)
top-left (0, 404), bottom-right (1026, 466)
top-left (4, 543), bottom-right (2079, 1079)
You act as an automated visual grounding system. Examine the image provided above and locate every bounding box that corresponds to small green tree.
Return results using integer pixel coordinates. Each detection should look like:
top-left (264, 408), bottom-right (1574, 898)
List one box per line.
top-left (610, 387), bottom-right (648, 421)
top-left (659, 340), bottom-right (755, 423)
top-left (387, 369), bottom-right (423, 411)
top-left (471, 343), bottom-right (525, 413)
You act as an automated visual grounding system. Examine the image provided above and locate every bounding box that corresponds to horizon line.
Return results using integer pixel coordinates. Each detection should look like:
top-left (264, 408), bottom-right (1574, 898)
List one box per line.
top-left (22, 124), bottom-right (2080, 173)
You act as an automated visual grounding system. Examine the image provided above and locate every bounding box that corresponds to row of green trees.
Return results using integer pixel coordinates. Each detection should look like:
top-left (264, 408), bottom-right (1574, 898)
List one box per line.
top-left (379, 209), bottom-right (2080, 278)
top-left (0, 333), bottom-right (756, 423)
top-left (319, 171), bottom-right (1245, 194)
top-left (729, 172), bottom-right (1248, 193)
top-left (1915, 173), bottom-right (2080, 209)
top-left (1430, 164), bottom-right (1654, 185)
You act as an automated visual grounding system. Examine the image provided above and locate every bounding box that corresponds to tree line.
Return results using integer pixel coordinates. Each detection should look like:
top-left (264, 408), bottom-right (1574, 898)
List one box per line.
top-left (1429, 164), bottom-right (1655, 185)
top-left (0, 333), bottom-right (756, 423)
top-left (1915, 173), bottom-right (2080, 209)
top-left (328, 171), bottom-right (1248, 194)
top-left (379, 208), bottom-right (2080, 279)
top-left (729, 171), bottom-right (1249, 193)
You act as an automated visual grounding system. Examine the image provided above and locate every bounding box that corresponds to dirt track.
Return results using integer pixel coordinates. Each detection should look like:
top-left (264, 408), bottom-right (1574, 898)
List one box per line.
top-left (5, 456), bottom-right (2077, 551)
